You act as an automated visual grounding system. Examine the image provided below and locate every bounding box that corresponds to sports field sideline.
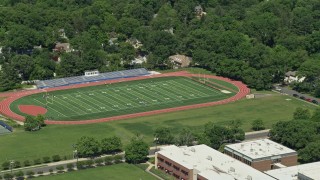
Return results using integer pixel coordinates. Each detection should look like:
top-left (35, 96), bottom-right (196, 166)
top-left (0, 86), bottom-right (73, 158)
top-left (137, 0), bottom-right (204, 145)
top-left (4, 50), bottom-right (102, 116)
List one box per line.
top-left (10, 77), bottom-right (236, 121)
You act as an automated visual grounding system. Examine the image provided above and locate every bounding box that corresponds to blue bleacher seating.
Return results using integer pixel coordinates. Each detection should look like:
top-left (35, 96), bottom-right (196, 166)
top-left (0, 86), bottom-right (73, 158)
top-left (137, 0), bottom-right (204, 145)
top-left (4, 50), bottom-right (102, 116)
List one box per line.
top-left (36, 68), bottom-right (149, 89)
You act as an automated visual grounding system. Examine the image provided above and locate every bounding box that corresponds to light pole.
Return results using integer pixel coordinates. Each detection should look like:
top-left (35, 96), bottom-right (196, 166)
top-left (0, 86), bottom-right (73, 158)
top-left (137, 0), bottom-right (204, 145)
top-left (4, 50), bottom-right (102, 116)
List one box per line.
top-left (154, 137), bottom-right (159, 153)
top-left (9, 160), bottom-right (14, 174)
top-left (72, 144), bottom-right (78, 163)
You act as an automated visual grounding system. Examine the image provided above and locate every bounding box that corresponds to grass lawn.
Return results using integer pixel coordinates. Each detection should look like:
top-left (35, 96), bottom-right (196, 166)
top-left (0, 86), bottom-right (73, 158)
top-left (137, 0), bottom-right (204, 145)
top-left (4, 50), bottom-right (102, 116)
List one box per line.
top-left (0, 93), bottom-right (316, 165)
top-left (10, 76), bottom-right (234, 121)
top-left (35, 163), bottom-right (156, 180)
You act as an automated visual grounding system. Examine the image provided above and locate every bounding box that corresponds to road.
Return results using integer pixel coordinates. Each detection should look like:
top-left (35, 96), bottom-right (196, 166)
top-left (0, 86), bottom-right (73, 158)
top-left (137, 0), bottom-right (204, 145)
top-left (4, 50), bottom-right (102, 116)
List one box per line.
top-left (245, 129), bottom-right (270, 141)
top-left (273, 85), bottom-right (319, 105)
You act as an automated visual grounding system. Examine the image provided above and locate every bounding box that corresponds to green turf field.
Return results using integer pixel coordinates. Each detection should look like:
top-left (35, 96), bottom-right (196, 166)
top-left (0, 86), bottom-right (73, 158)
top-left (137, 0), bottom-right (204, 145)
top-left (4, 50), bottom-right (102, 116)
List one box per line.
top-left (35, 164), bottom-right (156, 180)
top-left (0, 93), bottom-right (316, 165)
top-left (10, 77), bottom-right (235, 121)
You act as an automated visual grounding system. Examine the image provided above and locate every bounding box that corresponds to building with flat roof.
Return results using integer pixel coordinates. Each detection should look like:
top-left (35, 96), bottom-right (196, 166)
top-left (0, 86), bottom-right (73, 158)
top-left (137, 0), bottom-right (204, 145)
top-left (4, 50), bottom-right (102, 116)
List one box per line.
top-left (155, 144), bottom-right (275, 180)
top-left (224, 139), bottom-right (298, 171)
top-left (265, 161), bottom-right (320, 180)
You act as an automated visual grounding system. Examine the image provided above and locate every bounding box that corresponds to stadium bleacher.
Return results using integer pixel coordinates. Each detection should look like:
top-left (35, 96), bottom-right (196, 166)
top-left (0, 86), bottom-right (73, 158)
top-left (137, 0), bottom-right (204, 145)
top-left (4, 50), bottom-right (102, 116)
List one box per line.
top-left (0, 121), bottom-right (12, 135)
top-left (36, 68), bottom-right (150, 89)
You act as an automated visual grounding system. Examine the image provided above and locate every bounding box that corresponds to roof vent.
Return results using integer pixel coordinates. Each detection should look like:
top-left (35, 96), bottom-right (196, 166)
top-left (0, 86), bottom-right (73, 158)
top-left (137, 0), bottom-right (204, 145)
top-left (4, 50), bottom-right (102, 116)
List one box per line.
top-left (207, 156), bottom-right (212, 161)
top-left (191, 147), bottom-right (195, 152)
top-left (229, 167), bottom-right (235, 172)
top-left (247, 175), bottom-right (252, 180)
top-left (255, 152), bottom-right (258, 155)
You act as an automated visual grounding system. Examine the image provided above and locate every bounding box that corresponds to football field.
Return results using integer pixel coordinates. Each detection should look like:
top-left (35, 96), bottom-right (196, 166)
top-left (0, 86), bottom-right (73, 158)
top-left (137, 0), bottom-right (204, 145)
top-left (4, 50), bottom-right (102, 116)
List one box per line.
top-left (10, 77), bottom-right (236, 121)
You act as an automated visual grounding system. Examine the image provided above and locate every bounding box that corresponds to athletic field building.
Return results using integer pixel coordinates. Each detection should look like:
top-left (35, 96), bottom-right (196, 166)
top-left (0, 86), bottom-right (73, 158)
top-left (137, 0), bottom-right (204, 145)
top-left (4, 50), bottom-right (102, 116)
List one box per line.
top-left (265, 161), bottom-right (320, 180)
top-left (155, 144), bottom-right (275, 180)
top-left (224, 139), bottom-right (298, 171)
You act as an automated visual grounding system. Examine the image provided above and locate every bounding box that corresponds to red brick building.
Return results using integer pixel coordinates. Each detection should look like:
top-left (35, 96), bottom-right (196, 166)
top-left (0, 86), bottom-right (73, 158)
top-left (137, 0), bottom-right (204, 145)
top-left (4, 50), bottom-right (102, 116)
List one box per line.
top-left (224, 139), bottom-right (298, 171)
top-left (155, 145), bottom-right (275, 180)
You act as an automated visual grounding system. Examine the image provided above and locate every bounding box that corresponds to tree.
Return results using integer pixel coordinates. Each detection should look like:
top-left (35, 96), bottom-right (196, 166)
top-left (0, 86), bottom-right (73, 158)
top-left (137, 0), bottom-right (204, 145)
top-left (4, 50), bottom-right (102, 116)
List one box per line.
top-left (100, 136), bottom-right (122, 154)
top-left (75, 136), bottom-right (100, 157)
top-left (201, 124), bottom-right (231, 149)
top-left (125, 136), bottom-right (149, 164)
top-left (154, 127), bottom-right (174, 145)
top-left (24, 116), bottom-right (41, 131)
top-left (299, 141), bottom-right (320, 163)
top-left (269, 121), bottom-right (317, 150)
top-left (10, 55), bottom-right (34, 80)
top-left (175, 128), bottom-right (195, 146)
top-left (0, 63), bottom-right (21, 91)
top-left (293, 107), bottom-right (311, 120)
top-left (311, 109), bottom-right (320, 122)
top-left (251, 119), bottom-right (265, 131)
top-left (244, 12), bottom-right (280, 46)
top-left (35, 114), bottom-right (46, 127)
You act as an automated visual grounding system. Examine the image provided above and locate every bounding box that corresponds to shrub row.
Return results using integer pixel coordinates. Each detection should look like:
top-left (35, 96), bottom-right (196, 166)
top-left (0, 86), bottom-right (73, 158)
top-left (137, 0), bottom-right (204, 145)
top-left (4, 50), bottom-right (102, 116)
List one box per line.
top-left (1, 155), bottom-right (65, 170)
top-left (76, 155), bottom-right (124, 170)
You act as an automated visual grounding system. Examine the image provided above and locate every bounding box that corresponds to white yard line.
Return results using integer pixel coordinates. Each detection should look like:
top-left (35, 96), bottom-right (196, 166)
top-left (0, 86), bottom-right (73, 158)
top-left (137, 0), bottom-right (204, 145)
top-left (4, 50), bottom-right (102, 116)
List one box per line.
top-left (54, 96), bottom-right (88, 115)
top-left (33, 98), bottom-right (68, 117)
top-left (64, 94), bottom-right (101, 113)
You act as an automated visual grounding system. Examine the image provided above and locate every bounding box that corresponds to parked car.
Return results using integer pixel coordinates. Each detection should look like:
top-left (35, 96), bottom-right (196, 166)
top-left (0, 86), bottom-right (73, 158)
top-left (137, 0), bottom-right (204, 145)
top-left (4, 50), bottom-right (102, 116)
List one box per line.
top-left (300, 96), bottom-right (305, 100)
top-left (293, 94), bottom-right (299, 97)
top-left (312, 100), bottom-right (319, 104)
top-left (306, 98), bottom-right (312, 102)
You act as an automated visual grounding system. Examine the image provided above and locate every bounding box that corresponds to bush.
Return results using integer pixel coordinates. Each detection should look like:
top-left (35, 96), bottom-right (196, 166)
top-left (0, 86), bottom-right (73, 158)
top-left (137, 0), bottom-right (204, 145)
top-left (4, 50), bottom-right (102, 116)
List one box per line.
top-left (37, 171), bottom-right (43, 175)
top-left (1, 161), bottom-right (10, 170)
top-left (63, 155), bottom-right (68, 160)
top-left (33, 158), bottom-right (41, 165)
top-left (56, 165), bottom-right (64, 171)
top-left (13, 161), bottom-right (21, 168)
top-left (26, 171), bottom-right (35, 177)
top-left (95, 158), bottom-right (104, 166)
top-left (49, 168), bottom-right (53, 174)
top-left (104, 156), bottom-right (113, 165)
top-left (85, 160), bottom-right (94, 167)
top-left (56, 165), bottom-right (65, 173)
top-left (52, 155), bottom-right (61, 162)
top-left (66, 163), bottom-right (74, 171)
top-left (14, 170), bottom-right (24, 176)
top-left (23, 160), bottom-right (31, 167)
top-left (3, 173), bottom-right (13, 180)
top-left (43, 156), bottom-right (51, 163)
top-left (114, 155), bottom-right (123, 164)
top-left (14, 171), bottom-right (24, 178)
top-left (251, 119), bottom-right (265, 131)
top-left (76, 161), bottom-right (86, 170)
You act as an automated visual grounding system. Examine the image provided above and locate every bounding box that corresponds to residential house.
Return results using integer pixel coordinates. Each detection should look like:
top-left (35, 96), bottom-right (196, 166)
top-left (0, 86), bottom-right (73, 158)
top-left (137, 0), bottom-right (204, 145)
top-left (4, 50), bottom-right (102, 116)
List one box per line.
top-left (284, 71), bottom-right (305, 84)
top-left (169, 54), bottom-right (192, 69)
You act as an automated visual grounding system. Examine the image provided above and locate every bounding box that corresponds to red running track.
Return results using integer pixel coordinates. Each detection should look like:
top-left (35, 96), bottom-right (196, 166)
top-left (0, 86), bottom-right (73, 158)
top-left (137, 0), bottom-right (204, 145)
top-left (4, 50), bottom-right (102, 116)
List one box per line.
top-left (0, 71), bottom-right (250, 125)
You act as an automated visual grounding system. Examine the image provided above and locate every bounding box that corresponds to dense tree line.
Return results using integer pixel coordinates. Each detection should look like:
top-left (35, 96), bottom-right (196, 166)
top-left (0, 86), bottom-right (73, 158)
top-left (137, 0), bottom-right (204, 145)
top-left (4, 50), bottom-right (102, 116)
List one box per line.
top-left (154, 120), bottom-right (245, 150)
top-left (0, 0), bottom-right (319, 91)
top-left (270, 108), bottom-right (320, 163)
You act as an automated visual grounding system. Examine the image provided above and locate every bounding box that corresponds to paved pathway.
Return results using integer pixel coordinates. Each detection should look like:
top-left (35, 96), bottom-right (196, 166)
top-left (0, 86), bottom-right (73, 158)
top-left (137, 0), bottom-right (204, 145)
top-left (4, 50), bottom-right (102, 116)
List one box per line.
top-left (145, 162), bottom-right (163, 180)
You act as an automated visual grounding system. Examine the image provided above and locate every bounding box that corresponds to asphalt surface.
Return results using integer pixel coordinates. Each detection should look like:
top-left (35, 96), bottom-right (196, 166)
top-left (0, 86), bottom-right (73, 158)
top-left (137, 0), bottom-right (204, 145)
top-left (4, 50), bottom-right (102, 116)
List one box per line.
top-left (273, 85), bottom-right (319, 104)
top-left (244, 129), bottom-right (270, 141)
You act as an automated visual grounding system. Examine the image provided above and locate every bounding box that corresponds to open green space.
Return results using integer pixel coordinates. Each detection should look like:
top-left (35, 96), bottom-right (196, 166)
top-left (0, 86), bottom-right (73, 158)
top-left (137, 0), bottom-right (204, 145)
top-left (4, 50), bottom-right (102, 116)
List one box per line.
top-left (10, 76), bottom-right (234, 121)
top-left (0, 93), bottom-right (316, 165)
top-left (35, 163), bottom-right (156, 180)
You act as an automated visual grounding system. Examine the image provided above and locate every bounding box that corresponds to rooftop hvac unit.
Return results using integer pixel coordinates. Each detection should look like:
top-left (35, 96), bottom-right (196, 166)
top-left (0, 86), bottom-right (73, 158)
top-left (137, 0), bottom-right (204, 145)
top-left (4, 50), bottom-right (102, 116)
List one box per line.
top-left (191, 147), bottom-right (195, 152)
top-left (229, 167), bottom-right (235, 172)
top-left (247, 175), bottom-right (253, 180)
top-left (207, 156), bottom-right (212, 161)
